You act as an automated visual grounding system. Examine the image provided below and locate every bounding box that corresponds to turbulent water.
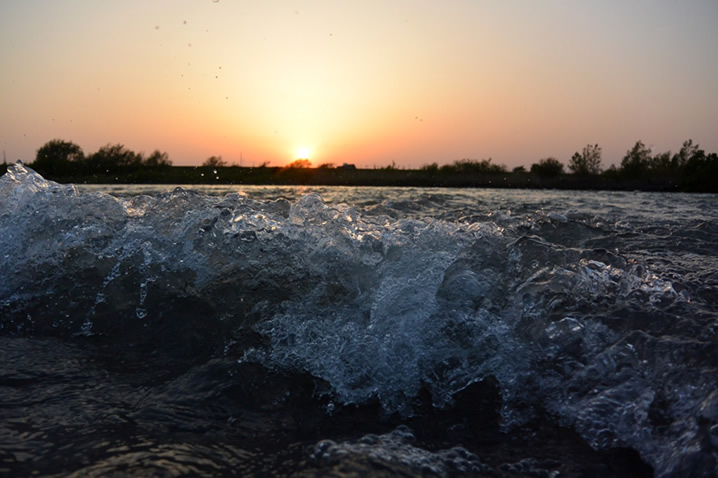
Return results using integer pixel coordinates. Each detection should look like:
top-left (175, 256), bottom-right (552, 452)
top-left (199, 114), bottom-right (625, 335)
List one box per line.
top-left (1, 163), bottom-right (717, 477)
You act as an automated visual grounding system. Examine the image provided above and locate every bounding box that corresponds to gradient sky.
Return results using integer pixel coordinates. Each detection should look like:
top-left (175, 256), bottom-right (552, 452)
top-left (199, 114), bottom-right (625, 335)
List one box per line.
top-left (2, 1), bottom-right (717, 169)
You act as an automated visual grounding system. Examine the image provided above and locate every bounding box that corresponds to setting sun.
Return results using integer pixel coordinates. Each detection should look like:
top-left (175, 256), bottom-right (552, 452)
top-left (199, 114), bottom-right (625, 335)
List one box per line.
top-left (296, 146), bottom-right (312, 160)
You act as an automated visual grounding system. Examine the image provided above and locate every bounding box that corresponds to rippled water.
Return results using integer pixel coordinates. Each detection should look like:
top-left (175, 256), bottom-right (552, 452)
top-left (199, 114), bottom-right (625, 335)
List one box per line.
top-left (2, 164), bottom-right (717, 477)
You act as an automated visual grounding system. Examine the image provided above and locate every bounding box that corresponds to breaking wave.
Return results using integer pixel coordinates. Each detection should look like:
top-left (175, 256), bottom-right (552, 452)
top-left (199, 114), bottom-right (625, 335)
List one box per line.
top-left (1, 163), bottom-right (717, 476)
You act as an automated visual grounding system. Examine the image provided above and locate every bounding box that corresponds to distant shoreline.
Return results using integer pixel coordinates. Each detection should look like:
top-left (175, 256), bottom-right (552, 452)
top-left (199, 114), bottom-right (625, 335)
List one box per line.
top-left (1, 163), bottom-right (714, 193)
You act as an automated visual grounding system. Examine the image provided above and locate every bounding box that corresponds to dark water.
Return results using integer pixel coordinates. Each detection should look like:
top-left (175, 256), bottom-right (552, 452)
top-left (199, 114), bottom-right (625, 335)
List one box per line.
top-left (1, 163), bottom-right (717, 477)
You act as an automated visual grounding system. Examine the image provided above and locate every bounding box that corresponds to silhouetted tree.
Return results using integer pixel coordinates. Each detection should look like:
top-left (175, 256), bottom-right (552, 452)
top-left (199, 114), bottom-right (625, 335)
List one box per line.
top-left (650, 151), bottom-right (672, 172)
top-left (33, 139), bottom-right (84, 175)
top-left (286, 159), bottom-right (312, 168)
top-left (621, 141), bottom-right (652, 179)
top-left (512, 165), bottom-right (527, 174)
top-left (530, 157), bottom-right (564, 177)
top-left (86, 144), bottom-right (143, 172)
top-left (421, 162), bottom-right (440, 172)
top-left (202, 156), bottom-right (227, 167)
top-left (681, 147), bottom-right (718, 191)
top-left (673, 139), bottom-right (699, 168)
top-left (568, 144), bottom-right (602, 175)
top-left (317, 163), bottom-right (335, 169)
top-left (143, 150), bottom-right (172, 167)
top-left (443, 158), bottom-right (506, 174)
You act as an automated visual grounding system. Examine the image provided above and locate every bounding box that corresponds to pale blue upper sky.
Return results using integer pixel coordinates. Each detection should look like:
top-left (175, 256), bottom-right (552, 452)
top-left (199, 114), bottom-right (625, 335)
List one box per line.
top-left (1, 0), bottom-right (717, 168)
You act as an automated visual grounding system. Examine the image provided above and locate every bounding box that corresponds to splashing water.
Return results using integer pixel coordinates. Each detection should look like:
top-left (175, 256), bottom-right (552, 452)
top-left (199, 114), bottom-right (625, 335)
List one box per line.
top-left (1, 163), bottom-right (717, 476)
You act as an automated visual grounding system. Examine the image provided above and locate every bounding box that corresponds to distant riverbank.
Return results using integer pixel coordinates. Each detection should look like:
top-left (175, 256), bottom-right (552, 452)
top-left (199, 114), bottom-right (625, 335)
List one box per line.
top-left (2, 163), bottom-right (711, 193)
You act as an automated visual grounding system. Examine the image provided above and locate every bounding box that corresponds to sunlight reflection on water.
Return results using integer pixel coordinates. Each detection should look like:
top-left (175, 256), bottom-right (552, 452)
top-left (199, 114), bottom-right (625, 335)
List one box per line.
top-left (78, 184), bottom-right (717, 224)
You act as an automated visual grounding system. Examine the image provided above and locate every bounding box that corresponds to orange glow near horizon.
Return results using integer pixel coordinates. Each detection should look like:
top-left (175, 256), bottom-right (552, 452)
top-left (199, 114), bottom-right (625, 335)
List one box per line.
top-left (1, 2), bottom-right (717, 169)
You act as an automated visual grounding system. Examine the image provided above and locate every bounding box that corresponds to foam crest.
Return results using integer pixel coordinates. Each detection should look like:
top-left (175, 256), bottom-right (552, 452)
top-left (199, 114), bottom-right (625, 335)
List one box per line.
top-left (310, 426), bottom-right (492, 476)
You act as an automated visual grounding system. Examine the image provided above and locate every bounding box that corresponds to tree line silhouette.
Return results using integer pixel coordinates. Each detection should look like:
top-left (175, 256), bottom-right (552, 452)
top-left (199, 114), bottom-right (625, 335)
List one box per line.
top-left (419, 140), bottom-right (716, 191)
top-left (2, 138), bottom-right (716, 192)
top-left (29, 140), bottom-right (173, 176)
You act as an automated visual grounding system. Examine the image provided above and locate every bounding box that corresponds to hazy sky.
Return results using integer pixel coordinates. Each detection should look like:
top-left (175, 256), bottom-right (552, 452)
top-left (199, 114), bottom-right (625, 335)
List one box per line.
top-left (2, 1), bottom-right (717, 168)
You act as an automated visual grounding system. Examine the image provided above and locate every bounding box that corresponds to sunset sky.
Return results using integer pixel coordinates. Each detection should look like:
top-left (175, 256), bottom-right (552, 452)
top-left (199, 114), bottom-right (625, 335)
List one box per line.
top-left (2, 1), bottom-right (717, 169)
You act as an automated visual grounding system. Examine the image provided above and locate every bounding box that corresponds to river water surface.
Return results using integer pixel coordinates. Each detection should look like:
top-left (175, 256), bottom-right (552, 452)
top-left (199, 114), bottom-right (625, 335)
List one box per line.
top-left (1, 163), bottom-right (717, 477)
